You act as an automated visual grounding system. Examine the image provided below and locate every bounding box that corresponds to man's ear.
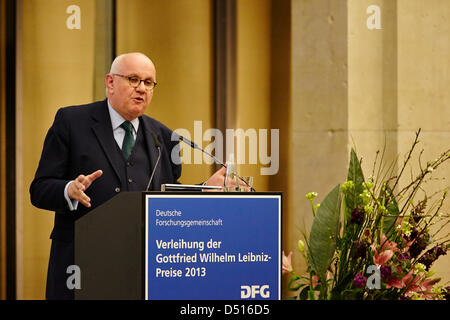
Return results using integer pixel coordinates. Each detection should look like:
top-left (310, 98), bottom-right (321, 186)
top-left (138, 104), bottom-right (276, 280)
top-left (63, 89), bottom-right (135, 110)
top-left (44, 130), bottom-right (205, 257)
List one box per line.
top-left (105, 74), bottom-right (114, 93)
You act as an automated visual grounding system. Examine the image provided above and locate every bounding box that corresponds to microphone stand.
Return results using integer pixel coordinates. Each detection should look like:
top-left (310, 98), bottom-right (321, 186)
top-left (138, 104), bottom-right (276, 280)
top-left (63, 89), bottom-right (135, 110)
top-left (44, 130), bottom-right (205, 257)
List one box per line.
top-left (178, 135), bottom-right (255, 192)
top-left (146, 133), bottom-right (162, 191)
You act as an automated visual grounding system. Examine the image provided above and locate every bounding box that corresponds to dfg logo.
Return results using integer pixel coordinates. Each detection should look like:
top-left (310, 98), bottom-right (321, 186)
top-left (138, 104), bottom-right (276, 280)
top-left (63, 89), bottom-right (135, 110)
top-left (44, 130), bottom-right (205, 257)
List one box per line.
top-left (240, 285), bottom-right (270, 299)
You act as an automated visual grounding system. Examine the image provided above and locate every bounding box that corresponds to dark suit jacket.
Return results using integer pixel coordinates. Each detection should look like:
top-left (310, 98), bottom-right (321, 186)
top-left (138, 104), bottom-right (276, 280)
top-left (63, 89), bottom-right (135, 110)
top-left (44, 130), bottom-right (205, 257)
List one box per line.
top-left (29, 99), bottom-right (181, 299)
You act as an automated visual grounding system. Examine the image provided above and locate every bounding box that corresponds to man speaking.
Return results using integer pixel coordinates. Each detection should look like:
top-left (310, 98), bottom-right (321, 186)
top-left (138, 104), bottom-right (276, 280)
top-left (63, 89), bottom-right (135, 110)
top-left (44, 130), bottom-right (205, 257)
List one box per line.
top-left (30, 52), bottom-right (225, 299)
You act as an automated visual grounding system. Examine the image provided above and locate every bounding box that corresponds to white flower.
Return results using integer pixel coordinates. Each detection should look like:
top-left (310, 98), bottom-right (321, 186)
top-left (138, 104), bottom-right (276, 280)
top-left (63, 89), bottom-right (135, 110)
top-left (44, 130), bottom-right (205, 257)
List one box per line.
top-left (414, 263), bottom-right (426, 275)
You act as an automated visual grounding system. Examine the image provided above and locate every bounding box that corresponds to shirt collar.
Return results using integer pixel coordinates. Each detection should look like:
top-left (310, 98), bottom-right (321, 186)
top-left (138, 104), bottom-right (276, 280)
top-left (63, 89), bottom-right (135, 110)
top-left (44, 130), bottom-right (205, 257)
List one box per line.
top-left (107, 99), bottom-right (139, 133)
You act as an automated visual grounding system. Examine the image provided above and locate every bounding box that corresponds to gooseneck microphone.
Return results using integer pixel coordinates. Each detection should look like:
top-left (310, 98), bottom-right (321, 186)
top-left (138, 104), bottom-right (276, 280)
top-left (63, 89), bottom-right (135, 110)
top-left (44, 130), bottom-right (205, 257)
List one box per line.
top-left (145, 132), bottom-right (162, 191)
top-left (176, 134), bottom-right (255, 192)
top-left (177, 135), bottom-right (226, 169)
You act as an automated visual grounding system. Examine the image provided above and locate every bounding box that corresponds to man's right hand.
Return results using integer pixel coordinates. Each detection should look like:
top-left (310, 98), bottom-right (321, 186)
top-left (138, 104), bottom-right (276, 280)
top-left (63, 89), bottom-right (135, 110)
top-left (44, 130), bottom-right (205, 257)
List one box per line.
top-left (67, 170), bottom-right (103, 208)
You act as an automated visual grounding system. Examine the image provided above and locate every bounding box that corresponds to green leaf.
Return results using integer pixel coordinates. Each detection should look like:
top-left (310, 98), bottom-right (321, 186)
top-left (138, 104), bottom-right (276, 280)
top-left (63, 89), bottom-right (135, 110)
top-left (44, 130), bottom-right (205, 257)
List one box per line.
top-left (289, 283), bottom-right (307, 291)
top-left (287, 275), bottom-right (302, 291)
top-left (331, 273), bottom-right (355, 300)
top-left (308, 184), bottom-right (341, 281)
top-left (344, 149), bottom-right (365, 220)
top-left (308, 290), bottom-right (316, 300)
top-left (299, 286), bottom-right (310, 300)
top-left (329, 290), bottom-right (342, 300)
top-left (383, 187), bottom-right (400, 237)
top-left (342, 289), bottom-right (362, 300)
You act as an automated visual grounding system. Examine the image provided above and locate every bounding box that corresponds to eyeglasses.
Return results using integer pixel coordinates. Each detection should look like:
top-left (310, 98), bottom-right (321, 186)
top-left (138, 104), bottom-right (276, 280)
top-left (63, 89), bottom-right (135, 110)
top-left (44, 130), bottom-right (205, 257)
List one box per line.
top-left (112, 73), bottom-right (157, 90)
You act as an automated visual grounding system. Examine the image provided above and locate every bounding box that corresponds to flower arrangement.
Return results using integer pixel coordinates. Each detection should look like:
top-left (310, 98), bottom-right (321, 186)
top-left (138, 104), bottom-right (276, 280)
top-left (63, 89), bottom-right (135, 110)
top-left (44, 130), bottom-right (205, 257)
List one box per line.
top-left (283, 130), bottom-right (450, 300)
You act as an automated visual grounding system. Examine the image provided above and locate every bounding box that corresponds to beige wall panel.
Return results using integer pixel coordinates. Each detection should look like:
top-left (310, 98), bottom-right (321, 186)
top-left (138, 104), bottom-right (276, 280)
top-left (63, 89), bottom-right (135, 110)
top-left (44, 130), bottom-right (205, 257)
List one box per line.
top-left (397, 0), bottom-right (450, 131)
top-left (291, 1), bottom-right (348, 132)
top-left (20, 0), bottom-right (95, 299)
top-left (116, 0), bottom-right (214, 185)
top-left (348, 0), bottom-right (383, 131)
top-left (286, 0), bottom-right (348, 297)
top-left (235, 0), bottom-right (271, 191)
top-left (397, 0), bottom-right (450, 283)
top-left (348, 0), bottom-right (384, 176)
top-left (347, 0), bottom-right (398, 177)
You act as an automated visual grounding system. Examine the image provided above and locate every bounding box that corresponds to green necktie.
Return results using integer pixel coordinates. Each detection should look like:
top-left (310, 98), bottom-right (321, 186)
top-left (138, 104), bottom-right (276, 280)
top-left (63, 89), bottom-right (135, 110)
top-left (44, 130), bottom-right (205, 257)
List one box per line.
top-left (121, 121), bottom-right (135, 160)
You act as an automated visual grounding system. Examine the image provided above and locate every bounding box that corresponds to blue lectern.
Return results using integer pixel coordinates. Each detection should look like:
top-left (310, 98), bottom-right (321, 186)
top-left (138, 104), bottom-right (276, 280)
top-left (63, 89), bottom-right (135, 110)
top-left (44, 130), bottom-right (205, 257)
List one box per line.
top-left (75, 192), bottom-right (281, 300)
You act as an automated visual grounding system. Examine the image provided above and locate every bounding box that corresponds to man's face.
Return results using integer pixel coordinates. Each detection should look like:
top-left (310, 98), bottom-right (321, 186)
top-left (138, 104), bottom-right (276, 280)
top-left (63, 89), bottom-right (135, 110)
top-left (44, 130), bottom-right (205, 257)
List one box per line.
top-left (106, 54), bottom-right (156, 120)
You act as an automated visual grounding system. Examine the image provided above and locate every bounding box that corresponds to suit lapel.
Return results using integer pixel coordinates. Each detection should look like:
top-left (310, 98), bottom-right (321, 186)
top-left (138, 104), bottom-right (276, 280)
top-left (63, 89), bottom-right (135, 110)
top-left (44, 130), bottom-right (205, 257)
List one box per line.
top-left (90, 101), bottom-right (123, 184)
top-left (89, 101), bottom-right (163, 191)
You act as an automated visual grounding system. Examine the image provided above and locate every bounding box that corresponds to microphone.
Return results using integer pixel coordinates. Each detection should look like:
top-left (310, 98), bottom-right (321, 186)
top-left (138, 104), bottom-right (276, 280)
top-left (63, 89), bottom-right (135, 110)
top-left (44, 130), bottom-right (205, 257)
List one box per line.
top-left (177, 135), bottom-right (226, 168)
top-left (146, 132), bottom-right (162, 191)
top-left (176, 134), bottom-right (255, 191)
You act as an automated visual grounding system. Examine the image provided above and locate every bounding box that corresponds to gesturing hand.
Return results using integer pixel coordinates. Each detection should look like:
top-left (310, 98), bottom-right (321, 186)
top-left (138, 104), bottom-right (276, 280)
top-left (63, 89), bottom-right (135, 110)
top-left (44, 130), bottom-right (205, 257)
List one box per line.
top-left (203, 166), bottom-right (251, 192)
top-left (67, 170), bottom-right (103, 208)
top-left (204, 166), bottom-right (227, 189)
